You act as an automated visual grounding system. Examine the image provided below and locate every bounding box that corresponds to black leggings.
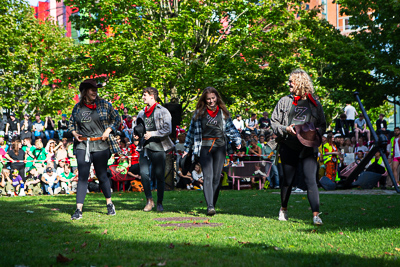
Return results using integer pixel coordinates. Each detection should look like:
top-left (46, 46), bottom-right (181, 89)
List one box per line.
top-left (139, 150), bottom-right (165, 203)
top-left (76, 149), bottom-right (111, 204)
top-left (280, 144), bottom-right (320, 213)
top-left (199, 146), bottom-right (226, 209)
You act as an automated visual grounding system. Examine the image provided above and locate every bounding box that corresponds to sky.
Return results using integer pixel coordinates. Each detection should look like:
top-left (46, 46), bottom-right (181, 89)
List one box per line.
top-left (27, 0), bottom-right (39, 7)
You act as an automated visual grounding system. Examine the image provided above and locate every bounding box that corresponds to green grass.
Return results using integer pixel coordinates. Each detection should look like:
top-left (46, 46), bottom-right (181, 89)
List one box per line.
top-left (1, 189), bottom-right (400, 266)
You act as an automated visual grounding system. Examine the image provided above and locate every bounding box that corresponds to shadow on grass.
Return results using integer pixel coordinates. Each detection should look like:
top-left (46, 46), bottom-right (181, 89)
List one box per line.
top-left (0, 191), bottom-right (399, 266)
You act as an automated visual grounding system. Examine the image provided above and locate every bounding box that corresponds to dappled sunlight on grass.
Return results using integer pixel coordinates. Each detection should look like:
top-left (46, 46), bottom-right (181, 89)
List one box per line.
top-left (1, 190), bottom-right (399, 266)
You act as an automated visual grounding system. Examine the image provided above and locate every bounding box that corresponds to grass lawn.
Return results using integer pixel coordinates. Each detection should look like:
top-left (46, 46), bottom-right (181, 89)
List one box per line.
top-left (1, 189), bottom-right (399, 266)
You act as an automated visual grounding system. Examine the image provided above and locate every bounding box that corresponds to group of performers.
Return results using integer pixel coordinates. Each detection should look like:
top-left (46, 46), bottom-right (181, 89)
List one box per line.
top-left (70, 69), bottom-right (325, 225)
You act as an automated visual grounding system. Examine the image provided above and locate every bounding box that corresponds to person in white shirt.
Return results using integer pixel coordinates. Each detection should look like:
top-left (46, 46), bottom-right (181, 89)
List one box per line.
top-left (344, 103), bottom-right (357, 132)
top-left (191, 163), bottom-right (204, 190)
top-left (245, 113), bottom-right (258, 135)
top-left (232, 114), bottom-right (244, 133)
top-left (41, 167), bottom-right (61, 195)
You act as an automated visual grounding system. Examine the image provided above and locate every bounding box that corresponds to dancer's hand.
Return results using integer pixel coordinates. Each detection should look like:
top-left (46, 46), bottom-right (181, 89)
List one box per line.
top-left (72, 131), bottom-right (83, 142)
top-left (144, 132), bottom-right (152, 140)
top-left (182, 151), bottom-right (188, 158)
top-left (236, 144), bottom-right (241, 150)
top-left (286, 124), bottom-right (296, 136)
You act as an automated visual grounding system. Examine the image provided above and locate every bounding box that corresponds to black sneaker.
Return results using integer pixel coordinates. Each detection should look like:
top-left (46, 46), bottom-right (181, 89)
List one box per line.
top-left (107, 203), bottom-right (116, 216)
top-left (71, 209), bottom-right (82, 220)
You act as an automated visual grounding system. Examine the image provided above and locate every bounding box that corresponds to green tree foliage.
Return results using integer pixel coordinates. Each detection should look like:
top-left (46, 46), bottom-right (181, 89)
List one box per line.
top-left (0, 0), bottom-right (80, 117)
top-left (66, 0), bottom-right (376, 125)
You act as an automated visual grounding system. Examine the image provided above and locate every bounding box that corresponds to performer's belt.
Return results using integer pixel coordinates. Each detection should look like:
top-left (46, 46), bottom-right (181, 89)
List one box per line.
top-left (81, 136), bottom-right (104, 162)
top-left (202, 137), bottom-right (219, 152)
top-left (80, 136), bottom-right (103, 141)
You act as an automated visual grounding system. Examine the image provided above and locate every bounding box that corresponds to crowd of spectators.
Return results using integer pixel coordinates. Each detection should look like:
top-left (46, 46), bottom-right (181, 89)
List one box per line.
top-left (1, 103), bottom-right (399, 197)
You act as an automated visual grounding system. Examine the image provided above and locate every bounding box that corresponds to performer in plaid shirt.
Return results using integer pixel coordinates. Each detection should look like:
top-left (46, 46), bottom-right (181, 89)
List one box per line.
top-left (69, 79), bottom-right (121, 220)
top-left (183, 87), bottom-right (241, 216)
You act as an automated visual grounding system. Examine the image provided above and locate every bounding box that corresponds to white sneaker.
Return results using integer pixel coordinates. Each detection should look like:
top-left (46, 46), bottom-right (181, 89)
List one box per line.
top-left (313, 213), bottom-right (323, 225)
top-left (200, 185), bottom-right (203, 190)
top-left (278, 209), bottom-right (288, 221)
top-left (186, 185), bottom-right (191, 190)
top-left (19, 189), bottom-right (26, 196)
top-left (54, 187), bottom-right (61, 195)
top-left (293, 188), bottom-right (304, 193)
top-left (190, 184), bottom-right (194, 189)
top-left (48, 187), bottom-right (53, 195)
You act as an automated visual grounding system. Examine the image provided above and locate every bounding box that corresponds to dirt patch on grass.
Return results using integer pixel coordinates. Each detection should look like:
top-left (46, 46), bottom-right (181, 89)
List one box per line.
top-left (155, 217), bottom-right (223, 227)
top-left (157, 222), bottom-right (223, 228)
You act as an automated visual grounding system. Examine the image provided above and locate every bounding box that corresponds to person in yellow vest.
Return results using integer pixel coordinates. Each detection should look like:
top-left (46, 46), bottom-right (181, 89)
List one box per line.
top-left (323, 133), bottom-right (341, 182)
top-left (318, 134), bottom-right (328, 179)
top-left (366, 151), bottom-right (387, 188)
top-left (389, 127), bottom-right (400, 186)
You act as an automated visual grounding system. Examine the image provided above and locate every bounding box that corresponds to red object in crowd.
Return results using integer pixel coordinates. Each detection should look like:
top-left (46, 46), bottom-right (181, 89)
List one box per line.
top-left (176, 125), bottom-right (186, 140)
top-left (128, 143), bottom-right (139, 165)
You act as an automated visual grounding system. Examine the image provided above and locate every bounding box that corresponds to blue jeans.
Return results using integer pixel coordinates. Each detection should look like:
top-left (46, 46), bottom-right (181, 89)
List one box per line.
top-left (123, 129), bottom-right (133, 142)
top-left (45, 130), bottom-right (55, 140)
top-left (58, 130), bottom-right (65, 139)
top-left (43, 182), bottom-right (60, 194)
top-left (267, 164), bottom-right (280, 188)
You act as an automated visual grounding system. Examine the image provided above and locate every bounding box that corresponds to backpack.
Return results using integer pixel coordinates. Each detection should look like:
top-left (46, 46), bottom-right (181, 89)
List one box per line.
top-left (130, 180), bottom-right (144, 192)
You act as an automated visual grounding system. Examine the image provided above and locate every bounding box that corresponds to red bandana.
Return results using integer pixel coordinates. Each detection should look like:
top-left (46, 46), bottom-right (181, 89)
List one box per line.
top-left (207, 106), bottom-right (219, 118)
top-left (292, 96), bottom-right (301, 106)
top-left (292, 94), bottom-right (317, 107)
top-left (144, 103), bottom-right (157, 117)
top-left (84, 103), bottom-right (97, 110)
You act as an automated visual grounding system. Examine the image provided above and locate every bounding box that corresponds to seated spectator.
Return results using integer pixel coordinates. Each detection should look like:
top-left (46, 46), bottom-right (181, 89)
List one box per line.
top-left (355, 151), bottom-right (365, 163)
top-left (41, 167), bottom-right (61, 195)
top-left (116, 157), bottom-right (130, 175)
top-left (343, 138), bottom-right (354, 153)
top-left (59, 164), bottom-right (74, 194)
top-left (175, 133), bottom-right (186, 173)
top-left (0, 168), bottom-right (13, 196)
top-left (32, 139), bottom-right (48, 174)
top-left (25, 166), bottom-right (43, 196)
top-left (67, 141), bottom-right (78, 172)
top-left (5, 139), bottom-right (26, 182)
top-left (247, 139), bottom-right (261, 161)
top-left (20, 114), bottom-right (33, 140)
top-left (245, 113), bottom-right (258, 135)
top-left (22, 137), bottom-right (35, 175)
top-left (45, 139), bottom-right (58, 169)
top-left (11, 168), bottom-right (24, 196)
top-left (191, 163), bottom-right (204, 190)
top-left (252, 162), bottom-right (268, 189)
top-left (127, 140), bottom-right (140, 179)
top-left (258, 111), bottom-right (271, 136)
top-left (44, 116), bottom-right (55, 141)
top-left (258, 135), bottom-right (266, 149)
top-left (70, 169), bottom-right (79, 193)
top-left (122, 115), bottom-right (135, 143)
top-left (335, 113), bottom-right (350, 137)
top-left (57, 114), bottom-right (69, 140)
top-left (232, 114), bottom-right (245, 133)
top-left (0, 117), bottom-right (5, 137)
top-left (121, 107), bottom-right (129, 120)
top-left (55, 138), bottom-right (68, 164)
top-left (376, 113), bottom-right (389, 135)
top-left (262, 136), bottom-right (279, 189)
top-left (354, 114), bottom-right (371, 143)
top-left (355, 137), bottom-right (368, 153)
top-left (5, 112), bottom-right (20, 141)
top-left (32, 114), bottom-right (45, 142)
top-left (176, 167), bottom-right (193, 190)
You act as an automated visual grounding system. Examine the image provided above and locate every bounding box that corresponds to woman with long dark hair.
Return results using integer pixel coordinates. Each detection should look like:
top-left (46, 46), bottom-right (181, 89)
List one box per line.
top-left (183, 87), bottom-right (241, 216)
top-left (69, 79), bottom-right (121, 220)
top-left (271, 69), bottom-right (326, 225)
top-left (5, 139), bottom-right (26, 182)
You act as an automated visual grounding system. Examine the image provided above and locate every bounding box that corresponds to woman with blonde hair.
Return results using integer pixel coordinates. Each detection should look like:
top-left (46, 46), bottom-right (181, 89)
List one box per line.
top-left (271, 69), bottom-right (326, 225)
